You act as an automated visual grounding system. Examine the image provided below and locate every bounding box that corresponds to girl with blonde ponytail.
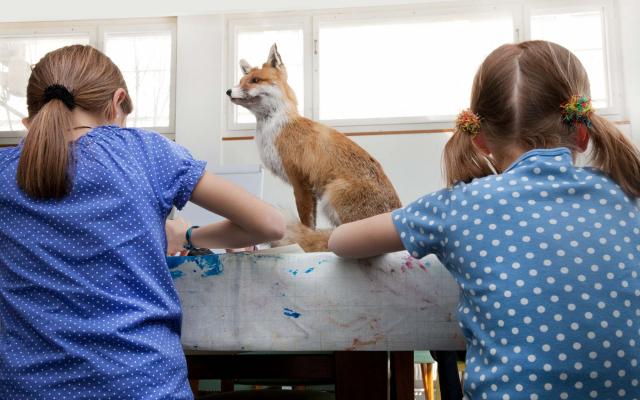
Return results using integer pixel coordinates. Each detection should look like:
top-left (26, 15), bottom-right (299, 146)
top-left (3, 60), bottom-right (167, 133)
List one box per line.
top-left (329, 40), bottom-right (640, 399)
top-left (0, 45), bottom-right (285, 399)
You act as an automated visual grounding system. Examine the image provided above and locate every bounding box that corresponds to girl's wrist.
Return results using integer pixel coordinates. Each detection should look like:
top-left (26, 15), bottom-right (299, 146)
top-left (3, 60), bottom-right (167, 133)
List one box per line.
top-left (184, 226), bottom-right (200, 250)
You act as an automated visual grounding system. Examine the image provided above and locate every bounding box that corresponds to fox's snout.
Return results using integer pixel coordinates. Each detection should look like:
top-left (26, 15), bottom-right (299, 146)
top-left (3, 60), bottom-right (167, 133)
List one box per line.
top-left (226, 87), bottom-right (247, 100)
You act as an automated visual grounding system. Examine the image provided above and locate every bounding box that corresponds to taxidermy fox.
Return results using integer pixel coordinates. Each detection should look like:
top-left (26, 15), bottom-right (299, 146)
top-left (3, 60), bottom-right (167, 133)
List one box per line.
top-left (226, 44), bottom-right (401, 251)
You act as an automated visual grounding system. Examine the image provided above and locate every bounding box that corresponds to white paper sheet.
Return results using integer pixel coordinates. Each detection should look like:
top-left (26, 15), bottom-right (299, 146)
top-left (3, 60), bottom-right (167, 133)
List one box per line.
top-left (169, 251), bottom-right (465, 351)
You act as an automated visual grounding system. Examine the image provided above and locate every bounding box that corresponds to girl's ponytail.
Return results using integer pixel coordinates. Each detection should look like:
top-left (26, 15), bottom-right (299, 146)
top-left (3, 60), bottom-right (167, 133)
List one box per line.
top-left (443, 110), bottom-right (495, 186)
top-left (18, 45), bottom-right (132, 200)
top-left (588, 114), bottom-right (640, 198)
top-left (17, 98), bottom-right (74, 199)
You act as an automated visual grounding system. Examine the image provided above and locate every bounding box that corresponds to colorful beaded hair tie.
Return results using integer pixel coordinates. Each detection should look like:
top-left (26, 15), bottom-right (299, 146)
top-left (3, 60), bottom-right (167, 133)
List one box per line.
top-left (561, 95), bottom-right (594, 128)
top-left (456, 109), bottom-right (481, 138)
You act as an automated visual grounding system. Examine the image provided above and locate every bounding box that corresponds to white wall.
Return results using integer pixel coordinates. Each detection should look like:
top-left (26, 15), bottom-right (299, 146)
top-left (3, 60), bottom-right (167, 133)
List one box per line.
top-left (174, 15), bottom-right (225, 166)
top-left (618, 0), bottom-right (640, 140)
top-left (0, 0), bottom-right (448, 23)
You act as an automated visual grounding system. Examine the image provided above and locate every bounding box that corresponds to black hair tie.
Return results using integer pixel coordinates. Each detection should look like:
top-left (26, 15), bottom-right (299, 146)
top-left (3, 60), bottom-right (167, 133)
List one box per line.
top-left (43, 84), bottom-right (76, 110)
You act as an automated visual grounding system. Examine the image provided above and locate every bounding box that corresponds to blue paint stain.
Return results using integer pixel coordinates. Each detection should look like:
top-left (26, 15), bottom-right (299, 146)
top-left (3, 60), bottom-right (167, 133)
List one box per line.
top-left (166, 256), bottom-right (188, 270)
top-left (196, 255), bottom-right (223, 277)
top-left (304, 267), bottom-right (314, 273)
top-left (317, 259), bottom-right (329, 265)
top-left (253, 254), bottom-right (284, 261)
top-left (166, 254), bottom-right (223, 278)
top-left (283, 308), bottom-right (301, 319)
top-left (288, 269), bottom-right (298, 276)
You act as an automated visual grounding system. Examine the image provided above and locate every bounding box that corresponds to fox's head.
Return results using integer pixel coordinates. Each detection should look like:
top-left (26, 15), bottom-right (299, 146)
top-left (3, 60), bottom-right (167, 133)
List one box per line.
top-left (226, 44), bottom-right (298, 118)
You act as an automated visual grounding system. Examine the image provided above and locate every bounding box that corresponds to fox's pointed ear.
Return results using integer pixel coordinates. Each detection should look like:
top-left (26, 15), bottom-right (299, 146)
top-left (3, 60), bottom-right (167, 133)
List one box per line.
top-left (267, 43), bottom-right (284, 69)
top-left (239, 59), bottom-right (252, 75)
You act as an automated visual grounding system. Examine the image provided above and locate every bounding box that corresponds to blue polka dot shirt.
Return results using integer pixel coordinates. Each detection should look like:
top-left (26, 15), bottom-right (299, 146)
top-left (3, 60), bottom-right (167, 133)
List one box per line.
top-left (392, 148), bottom-right (640, 400)
top-left (0, 126), bottom-right (205, 399)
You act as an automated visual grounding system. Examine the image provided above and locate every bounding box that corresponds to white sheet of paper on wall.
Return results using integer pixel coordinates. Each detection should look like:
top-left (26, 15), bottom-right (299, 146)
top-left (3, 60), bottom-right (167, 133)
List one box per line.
top-left (178, 164), bottom-right (264, 226)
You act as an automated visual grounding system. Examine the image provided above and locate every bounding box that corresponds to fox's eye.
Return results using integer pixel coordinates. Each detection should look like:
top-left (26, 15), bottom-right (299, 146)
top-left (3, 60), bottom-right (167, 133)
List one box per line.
top-left (252, 77), bottom-right (260, 84)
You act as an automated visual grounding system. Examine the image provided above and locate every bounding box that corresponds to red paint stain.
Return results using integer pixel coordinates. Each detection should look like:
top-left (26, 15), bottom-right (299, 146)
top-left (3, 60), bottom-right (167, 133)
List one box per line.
top-left (347, 334), bottom-right (386, 351)
top-left (404, 258), bottom-right (414, 269)
top-left (404, 256), bottom-right (429, 272)
top-left (327, 315), bottom-right (367, 329)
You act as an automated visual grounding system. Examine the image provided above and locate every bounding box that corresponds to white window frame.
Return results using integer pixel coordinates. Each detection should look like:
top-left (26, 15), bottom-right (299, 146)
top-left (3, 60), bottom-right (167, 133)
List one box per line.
top-left (523, 0), bottom-right (623, 118)
top-left (97, 21), bottom-right (177, 135)
top-left (0, 17), bottom-right (176, 141)
top-left (226, 17), bottom-right (313, 131)
top-left (0, 24), bottom-right (96, 139)
top-left (312, 3), bottom-right (520, 127)
top-left (225, 0), bottom-right (624, 135)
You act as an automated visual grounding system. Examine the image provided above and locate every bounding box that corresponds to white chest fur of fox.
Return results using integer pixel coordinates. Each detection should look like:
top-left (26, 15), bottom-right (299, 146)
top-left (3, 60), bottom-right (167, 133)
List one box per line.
top-left (255, 111), bottom-right (290, 184)
top-left (227, 44), bottom-right (401, 251)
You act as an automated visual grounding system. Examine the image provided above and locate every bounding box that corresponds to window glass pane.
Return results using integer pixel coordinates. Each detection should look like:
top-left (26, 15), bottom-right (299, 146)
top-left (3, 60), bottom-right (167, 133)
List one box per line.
top-left (318, 15), bottom-right (514, 121)
top-left (0, 35), bottom-right (89, 132)
top-left (530, 10), bottom-right (608, 108)
top-left (104, 31), bottom-right (173, 129)
top-left (235, 28), bottom-right (304, 124)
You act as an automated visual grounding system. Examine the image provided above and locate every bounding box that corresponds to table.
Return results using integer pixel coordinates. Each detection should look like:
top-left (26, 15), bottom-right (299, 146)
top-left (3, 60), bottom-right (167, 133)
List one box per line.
top-left (171, 252), bottom-right (465, 399)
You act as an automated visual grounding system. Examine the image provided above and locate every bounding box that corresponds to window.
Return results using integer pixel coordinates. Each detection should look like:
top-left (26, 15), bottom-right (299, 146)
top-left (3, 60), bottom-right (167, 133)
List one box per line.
top-left (0, 34), bottom-right (90, 132)
top-left (0, 19), bottom-right (175, 138)
top-left (234, 28), bottom-right (304, 124)
top-left (227, 0), bottom-right (621, 131)
top-left (530, 7), bottom-right (610, 108)
top-left (103, 29), bottom-right (175, 129)
top-left (227, 10), bottom-right (515, 129)
top-left (229, 19), bottom-right (308, 127)
top-left (317, 14), bottom-right (514, 122)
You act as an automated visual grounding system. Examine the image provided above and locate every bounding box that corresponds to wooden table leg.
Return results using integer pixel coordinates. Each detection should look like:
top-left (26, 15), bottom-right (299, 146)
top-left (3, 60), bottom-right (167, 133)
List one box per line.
top-left (334, 352), bottom-right (387, 400)
top-left (189, 379), bottom-right (199, 398)
top-left (431, 351), bottom-right (463, 400)
top-left (390, 351), bottom-right (414, 400)
top-left (221, 380), bottom-right (234, 392)
top-left (421, 364), bottom-right (434, 400)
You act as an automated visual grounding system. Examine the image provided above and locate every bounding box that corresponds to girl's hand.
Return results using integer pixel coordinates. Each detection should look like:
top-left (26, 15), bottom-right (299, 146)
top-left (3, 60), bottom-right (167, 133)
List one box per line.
top-left (166, 217), bottom-right (189, 255)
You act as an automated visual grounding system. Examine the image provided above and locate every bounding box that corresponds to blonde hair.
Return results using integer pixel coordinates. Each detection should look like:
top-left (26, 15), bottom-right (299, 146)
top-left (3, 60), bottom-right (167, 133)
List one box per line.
top-left (18, 44), bottom-right (133, 199)
top-left (444, 40), bottom-right (640, 198)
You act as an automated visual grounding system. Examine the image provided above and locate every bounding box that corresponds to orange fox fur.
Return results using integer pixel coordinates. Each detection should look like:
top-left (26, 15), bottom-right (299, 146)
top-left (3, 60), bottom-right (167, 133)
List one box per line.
top-left (227, 44), bottom-right (401, 251)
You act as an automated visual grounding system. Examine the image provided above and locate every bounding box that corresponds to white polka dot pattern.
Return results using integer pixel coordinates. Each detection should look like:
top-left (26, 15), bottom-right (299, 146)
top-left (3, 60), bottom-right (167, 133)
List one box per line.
top-left (392, 148), bottom-right (640, 399)
top-left (0, 126), bottom-right (205, 399)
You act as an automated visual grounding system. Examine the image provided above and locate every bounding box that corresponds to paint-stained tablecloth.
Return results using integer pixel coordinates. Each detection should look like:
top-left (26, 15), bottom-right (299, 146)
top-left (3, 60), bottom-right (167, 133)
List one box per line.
top-left (169, 252), bottom-right (465, 351)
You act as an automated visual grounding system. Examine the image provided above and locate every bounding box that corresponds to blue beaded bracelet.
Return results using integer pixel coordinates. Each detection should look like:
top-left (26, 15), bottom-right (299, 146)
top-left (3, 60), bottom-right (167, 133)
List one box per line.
top-left (184, 225), bottom-right (200, 250)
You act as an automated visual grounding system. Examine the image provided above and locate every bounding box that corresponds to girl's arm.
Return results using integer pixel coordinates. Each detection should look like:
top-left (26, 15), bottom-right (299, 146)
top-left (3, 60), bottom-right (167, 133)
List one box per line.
top-left (167, 172), bottom-right (286, 251)
top-left (328, 212), bottom-right (405, 259)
